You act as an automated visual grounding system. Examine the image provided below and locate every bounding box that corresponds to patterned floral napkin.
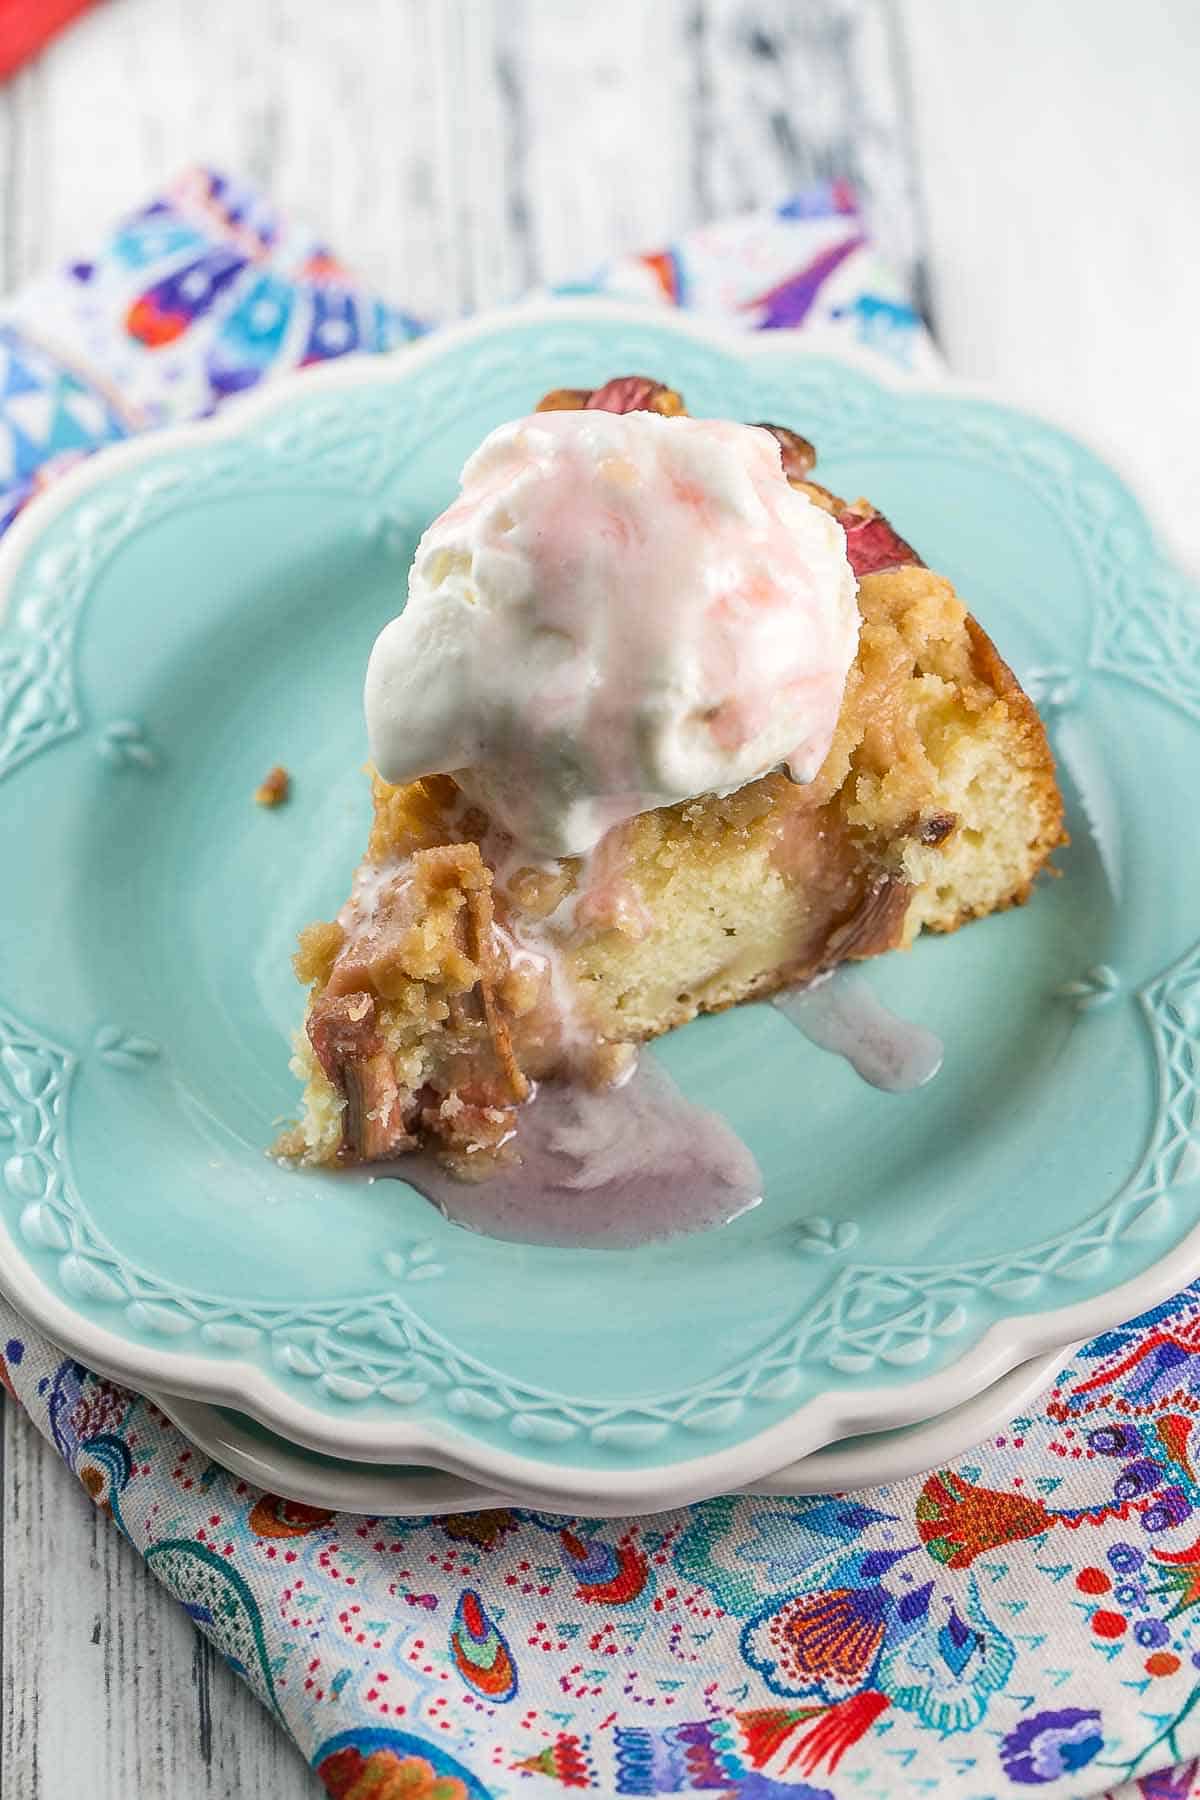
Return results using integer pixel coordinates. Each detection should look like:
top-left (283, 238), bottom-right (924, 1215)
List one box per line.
top-left (1, 167), bottom-right (1197, 1800)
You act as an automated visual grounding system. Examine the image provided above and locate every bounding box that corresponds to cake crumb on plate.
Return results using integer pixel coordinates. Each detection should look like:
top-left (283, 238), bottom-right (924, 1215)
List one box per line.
top-left (255, 764), bottom-right (290, 807)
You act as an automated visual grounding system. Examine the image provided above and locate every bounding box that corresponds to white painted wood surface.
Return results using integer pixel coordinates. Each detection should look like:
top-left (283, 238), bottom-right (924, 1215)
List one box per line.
top-left (0, 1), bottom-right (1195, 1793)
top-left (901, 0), bottom-right (1200, 573)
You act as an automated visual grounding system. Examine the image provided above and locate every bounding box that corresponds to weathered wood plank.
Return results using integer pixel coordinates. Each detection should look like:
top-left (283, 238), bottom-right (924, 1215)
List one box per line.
top-left (0, 0), bottom-right (919, 305)
top-left (0, 1400), bottom-right (314, 1797)
top-left (899, 0), bottom-right (1200, 570)
top-left (691, 0), bottom-right (922, 292)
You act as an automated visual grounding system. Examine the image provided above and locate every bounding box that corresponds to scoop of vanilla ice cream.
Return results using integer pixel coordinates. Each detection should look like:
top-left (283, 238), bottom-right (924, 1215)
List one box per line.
top-left (365, 409), bottom-right (859, 859)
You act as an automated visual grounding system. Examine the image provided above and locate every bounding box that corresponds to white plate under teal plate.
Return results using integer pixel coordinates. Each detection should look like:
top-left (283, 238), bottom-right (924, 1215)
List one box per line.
top-left (1, 300), bottom-right (1199, 1514)
top-left (152, 1348), bottom-right (1067, 1517)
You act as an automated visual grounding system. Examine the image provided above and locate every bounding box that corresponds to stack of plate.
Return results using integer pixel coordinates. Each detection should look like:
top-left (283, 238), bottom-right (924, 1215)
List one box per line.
top-left (143, 1354), bottom-right (1073, 1516)
top-left (1, 305), bottom-right (1196, 1517)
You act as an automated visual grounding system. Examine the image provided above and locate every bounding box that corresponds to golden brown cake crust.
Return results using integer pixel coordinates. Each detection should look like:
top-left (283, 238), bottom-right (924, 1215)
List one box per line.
top-left (955, 611), bottom-right (1066, 919)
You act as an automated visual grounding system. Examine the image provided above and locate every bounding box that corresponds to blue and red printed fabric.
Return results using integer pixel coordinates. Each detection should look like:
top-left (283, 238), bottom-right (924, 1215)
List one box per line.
top-left (7, 1294), bottom-right (1200, 1798)
top-left (0, 170), bottom-right (1197, 1798)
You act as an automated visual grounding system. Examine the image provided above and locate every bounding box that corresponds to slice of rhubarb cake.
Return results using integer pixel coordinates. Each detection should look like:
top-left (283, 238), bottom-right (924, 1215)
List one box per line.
top-left (281, 376), bottom-right (1063, 1168)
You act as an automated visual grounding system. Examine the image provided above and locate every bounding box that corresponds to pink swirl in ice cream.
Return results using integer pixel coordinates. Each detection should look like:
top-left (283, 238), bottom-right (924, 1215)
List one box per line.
top-left (365, 409), bottom-right (859, 858)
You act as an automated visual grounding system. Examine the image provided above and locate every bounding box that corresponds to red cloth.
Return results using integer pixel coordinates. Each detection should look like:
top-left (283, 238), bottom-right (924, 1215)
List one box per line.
top-left (0, 0), bottom-right (98, 78)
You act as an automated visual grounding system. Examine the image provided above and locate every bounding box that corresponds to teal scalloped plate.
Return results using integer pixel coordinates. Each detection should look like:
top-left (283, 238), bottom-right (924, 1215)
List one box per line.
top-left (1, 301), bottom-right (1199, 1512)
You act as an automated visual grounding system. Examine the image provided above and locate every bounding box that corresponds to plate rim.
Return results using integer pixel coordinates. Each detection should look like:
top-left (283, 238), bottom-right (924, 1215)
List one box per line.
top-left (5, 1214), bottom-right (1197, 1510)
top-left (151, 1346), bottom-right (1071, 1518)
top-left (1, 296), bottom-right (1197, 1510)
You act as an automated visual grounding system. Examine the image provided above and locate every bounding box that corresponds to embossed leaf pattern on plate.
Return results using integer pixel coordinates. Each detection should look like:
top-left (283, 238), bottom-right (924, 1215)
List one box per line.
top-left (97, 718), bottom-right (158, 771)
top-left (93, 1025), bottom-right (160, 1070)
